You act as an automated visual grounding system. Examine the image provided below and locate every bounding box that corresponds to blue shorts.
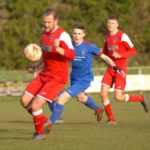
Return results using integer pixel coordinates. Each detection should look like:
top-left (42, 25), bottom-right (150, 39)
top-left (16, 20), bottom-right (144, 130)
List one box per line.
top-left (66, 80), bottom-right (91, 97)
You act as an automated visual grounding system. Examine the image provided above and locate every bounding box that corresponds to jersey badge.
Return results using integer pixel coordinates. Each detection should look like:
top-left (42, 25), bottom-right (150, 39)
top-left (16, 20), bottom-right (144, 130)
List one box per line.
top-left (49, 35), bottom-right (55, 41)
top-left (114, 38), bottom-right (117, 43)
top-left (81, 49), bottom-right (85, 56)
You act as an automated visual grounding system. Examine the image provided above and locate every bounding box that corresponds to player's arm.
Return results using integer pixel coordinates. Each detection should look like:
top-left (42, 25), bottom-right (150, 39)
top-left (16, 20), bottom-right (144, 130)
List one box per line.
top-left (100, 53), bottom-right (125, 76)
top-left (41, 32), bottom-right (74, 60)
top-left (113, 33), bottom-right (137, 59)
top-left (55, 32), bottom-right (75, 60)
top-left (54, 39), bottom-right (74, 60)
top-left (120, 43), bottom-right (137, 58)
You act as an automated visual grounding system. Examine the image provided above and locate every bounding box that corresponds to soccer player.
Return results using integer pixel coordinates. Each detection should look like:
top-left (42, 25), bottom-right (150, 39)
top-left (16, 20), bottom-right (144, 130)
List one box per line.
top-left (100, 15), bottom-right (149, 124)
top-left (20, 8), bottom-right (75, 141)
top-left (44, 23), bottom-right (124, 134)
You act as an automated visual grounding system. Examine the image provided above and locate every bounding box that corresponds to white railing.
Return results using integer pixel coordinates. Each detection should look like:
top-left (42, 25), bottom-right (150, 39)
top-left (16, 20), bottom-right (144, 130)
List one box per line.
top-left (86, 66), bottom-right (150, 93)
top-left (85, 74), bottom-right (150, 93)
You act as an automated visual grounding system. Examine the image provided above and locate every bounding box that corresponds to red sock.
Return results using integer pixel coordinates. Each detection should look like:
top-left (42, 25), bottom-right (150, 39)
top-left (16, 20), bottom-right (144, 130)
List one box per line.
top-left (33, 113), bottom-right (45, 134)
top-left (104, 104), bottom-right (115, 121)
top-left (43, 115), bottom-right (47, 124)
top-left (129, 95), bottom-right (143, 102)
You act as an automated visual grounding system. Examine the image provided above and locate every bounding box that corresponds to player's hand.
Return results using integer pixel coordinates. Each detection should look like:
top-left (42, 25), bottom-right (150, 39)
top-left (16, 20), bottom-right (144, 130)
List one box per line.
top-left (99, 48), bottom-right (103, 51)
top-left (112, 52), bottom-right (121, 59)
top-left (27, 67), bottom-right (34, 73)
top-left (54, 39), bottom-right (60, 49)
top-left (27, 64), bottom-right (38, 73)
top-left (27, 66), bottom-right (36, 73)
top-left (113, 66), bottom-right (125, 78)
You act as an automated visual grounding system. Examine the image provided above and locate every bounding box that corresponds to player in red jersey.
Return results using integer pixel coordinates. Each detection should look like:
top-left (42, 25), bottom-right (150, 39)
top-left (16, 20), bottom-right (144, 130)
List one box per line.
top-left (100, 15), bottom-right (149, 124)
top-left (20, 8), bottom-right (74, 141)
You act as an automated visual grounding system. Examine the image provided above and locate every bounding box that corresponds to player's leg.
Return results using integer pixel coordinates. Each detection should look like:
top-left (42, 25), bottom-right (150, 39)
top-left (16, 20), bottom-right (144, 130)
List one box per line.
top-left (20, 92), bottom-right (34, 115)
top-left (20, 75), bottom-right (43, 115)
top-left (47, 96), bottom-right (64, 123)
top-left (50, 91), bottom-right (71, 124)
top-left (100, 84), bottom-right (116, 123)
top-left (114, 72), bottom-right (149, 112)
top-left (43, 80), bottom-right (67, 134)
top-left (44, 91), bottom-right (71, 134)
top-left (31, 96), bottom-right (47, 141)
top-left (77, 92), bottom-right (98, 109)
top-left (101, 69), bottom-right (116, 123)
top-left (76, 92), bottom-right (104, 122)
top-left (48, 101), bottom-right (55, 112)
top-left (32, 79), bottom-right (65, 140)
top-left (114, 90), bottom-right (149, 112)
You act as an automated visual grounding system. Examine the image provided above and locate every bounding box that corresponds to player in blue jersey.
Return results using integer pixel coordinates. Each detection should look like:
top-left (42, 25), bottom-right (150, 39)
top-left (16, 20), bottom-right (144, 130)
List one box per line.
top-left (44, 23), bottom-right (123, 134)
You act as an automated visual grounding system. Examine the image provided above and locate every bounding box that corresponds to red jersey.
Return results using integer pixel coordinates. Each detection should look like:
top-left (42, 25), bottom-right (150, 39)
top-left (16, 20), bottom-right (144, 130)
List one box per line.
top-left (103, 30), bottom-right (136, 72)
top-left (40, 27), bottom-right (74, 83)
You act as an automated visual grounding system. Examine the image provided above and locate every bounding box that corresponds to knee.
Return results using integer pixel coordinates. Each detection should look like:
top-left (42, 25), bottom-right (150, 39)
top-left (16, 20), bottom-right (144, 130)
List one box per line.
top-left (114, 95), bottom-right (122, 102)
top-left (20, 93), bottom-right (33, 109)
top-left (76, 95), bottom-right (86, 103)
top-left (76, 97), bottom-right (83, 103)
top-left (20, 95), bottom-right (27, 108)
top-left (31, 99), bottom-right (41, 112)
top-left (100, 91), bottom-right (107, 100)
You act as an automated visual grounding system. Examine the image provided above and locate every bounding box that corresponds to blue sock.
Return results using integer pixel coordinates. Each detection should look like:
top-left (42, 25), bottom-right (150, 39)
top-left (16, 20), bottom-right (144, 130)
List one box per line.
top-left (84, 96), bottom-right (99, 110)
top-left (48, 101), bottom-right (55, 112)
top-left (50, 103), bottom-right (64, 124)
top-left (48, 102), bottom-right (63, 120)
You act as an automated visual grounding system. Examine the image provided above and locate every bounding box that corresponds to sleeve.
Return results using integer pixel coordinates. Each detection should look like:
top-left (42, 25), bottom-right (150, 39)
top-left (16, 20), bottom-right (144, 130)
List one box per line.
top-left (59, 32), bottom-right (75, 60)
top-left (119, 33), bottom-right (137, 58)
top-left (91, 44), bottom-right (103, 56)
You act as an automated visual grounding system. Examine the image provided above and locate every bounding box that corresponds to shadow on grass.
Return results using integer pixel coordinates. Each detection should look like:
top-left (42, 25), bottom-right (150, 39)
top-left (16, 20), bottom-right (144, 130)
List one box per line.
top-left (0, 136), bottom-right (30, 140)
top-left (1, 120), bottom-right (32, 124)
top-left (63, 121), bottom-right (96, 125)
top-left (0, 128), bottom-right (32, 140)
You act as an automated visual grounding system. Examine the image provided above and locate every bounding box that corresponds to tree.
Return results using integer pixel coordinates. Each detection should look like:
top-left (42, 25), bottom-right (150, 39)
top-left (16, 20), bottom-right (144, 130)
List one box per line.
top-left (0, 0), bottom-right (52, 69)
top-left (0, 0), bottom-right (149, 69)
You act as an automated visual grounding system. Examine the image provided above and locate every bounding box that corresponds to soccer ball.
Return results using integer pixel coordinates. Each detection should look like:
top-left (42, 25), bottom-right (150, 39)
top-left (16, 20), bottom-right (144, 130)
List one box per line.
top-left (24, 44), bottom-right (42, 61)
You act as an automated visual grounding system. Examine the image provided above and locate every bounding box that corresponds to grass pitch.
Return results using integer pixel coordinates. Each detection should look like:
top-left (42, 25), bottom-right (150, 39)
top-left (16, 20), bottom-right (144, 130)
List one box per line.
top-left (0, 93), bottom-right (150, 150)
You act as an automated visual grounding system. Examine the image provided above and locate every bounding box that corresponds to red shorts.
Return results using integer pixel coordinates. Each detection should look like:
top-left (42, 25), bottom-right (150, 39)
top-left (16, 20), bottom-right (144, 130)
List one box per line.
top-left (25, 74), bottom-right (65, 103)
top-left (101, 68), bottom-right (126, 90)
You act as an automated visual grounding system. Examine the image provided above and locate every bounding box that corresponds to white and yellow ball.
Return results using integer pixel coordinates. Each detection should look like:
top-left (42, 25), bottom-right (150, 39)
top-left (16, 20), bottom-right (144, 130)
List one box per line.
top-left (24, 44), bottom-right (42, 61)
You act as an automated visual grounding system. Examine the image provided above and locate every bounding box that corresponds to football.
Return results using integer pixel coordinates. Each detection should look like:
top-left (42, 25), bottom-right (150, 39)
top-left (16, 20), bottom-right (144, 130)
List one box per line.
top-left (24, 44), bottom-right (42, 61)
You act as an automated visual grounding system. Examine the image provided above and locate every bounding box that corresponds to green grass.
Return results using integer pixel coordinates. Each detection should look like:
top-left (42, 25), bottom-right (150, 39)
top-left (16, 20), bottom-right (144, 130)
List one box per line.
top-left (1, 66), bottom-right (150, 82)
top-left (0, 93), bottom-right (150, 150)
top-left (0, 70), bottom-right (33, 81)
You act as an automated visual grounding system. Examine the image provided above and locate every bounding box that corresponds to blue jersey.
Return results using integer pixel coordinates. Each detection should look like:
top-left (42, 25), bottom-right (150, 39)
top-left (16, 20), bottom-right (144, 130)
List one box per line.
top-left (70, 41), bottom-right (102, 81)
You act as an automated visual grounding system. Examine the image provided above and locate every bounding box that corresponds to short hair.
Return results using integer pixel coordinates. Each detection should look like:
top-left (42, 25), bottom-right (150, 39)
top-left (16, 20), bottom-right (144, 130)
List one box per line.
top-left (107, 15), bottom-right (119, 21)
top-left (43, 8), bottom-right (59, 20)
top-left (73, 23), bottom-right (85, 32)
